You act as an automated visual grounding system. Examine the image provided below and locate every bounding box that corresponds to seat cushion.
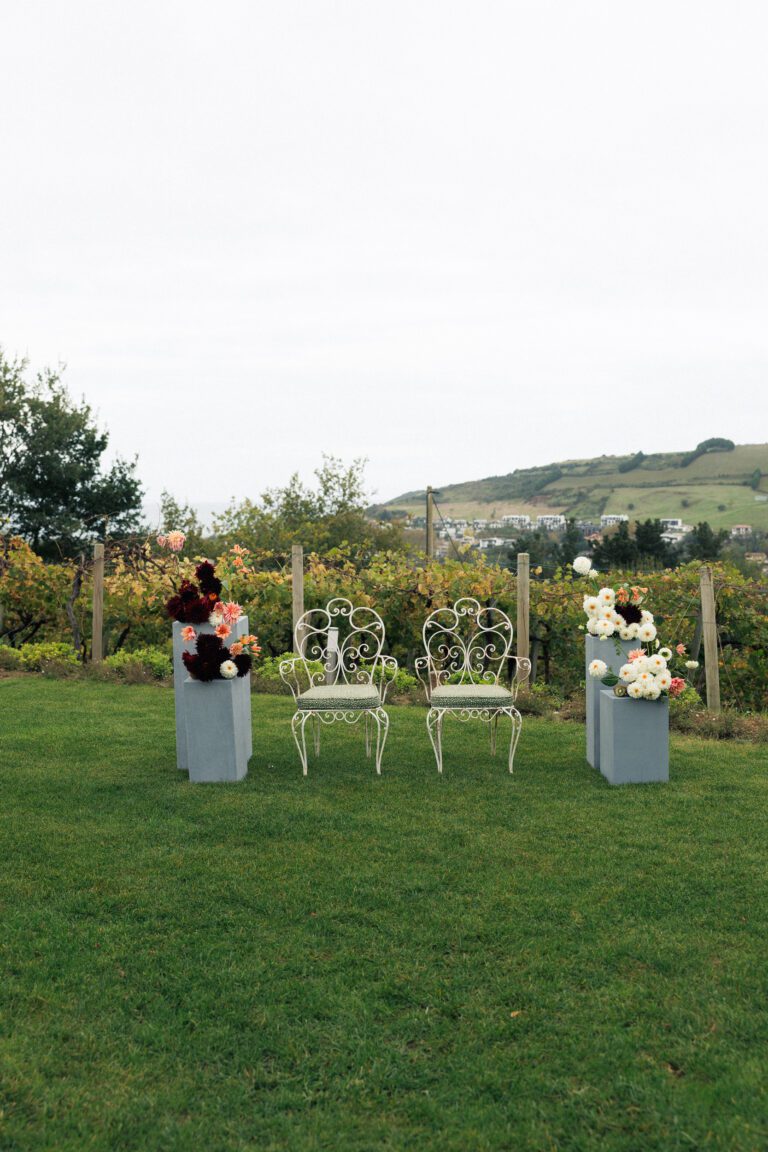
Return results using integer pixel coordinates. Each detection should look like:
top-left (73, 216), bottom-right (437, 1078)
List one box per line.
top-left (297, 684), bottom-right (381, 711)
top-left (430, 683), bottom-right (513, 709)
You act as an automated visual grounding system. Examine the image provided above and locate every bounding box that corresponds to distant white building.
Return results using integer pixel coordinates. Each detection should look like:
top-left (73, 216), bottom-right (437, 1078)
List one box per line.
top-left (660, 518), bottom-right (683, 530)
top-left (600, 514), bottom-right (629, 528)
top-left (536, 514), bottom-right (567, 531)
top-left (731, 524), bottom-right (752, 537)
top-left (501, 514), bottom-right (531, 530)
top-left (475, 537), bottom-right (507, 550)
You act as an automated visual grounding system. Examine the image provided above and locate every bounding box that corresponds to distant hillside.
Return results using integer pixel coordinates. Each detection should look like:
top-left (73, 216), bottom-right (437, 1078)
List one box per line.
top-left (375, 442), bottom-right (768, 531)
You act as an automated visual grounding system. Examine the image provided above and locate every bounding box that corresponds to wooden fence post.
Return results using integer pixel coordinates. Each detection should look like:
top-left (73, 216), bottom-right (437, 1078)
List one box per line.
top-left (699, 565), bottom-right (721, 714)
top-left (517, 553), bottom-right (530, 663)
top-left (425, 486), bottom-right (434, 559)
top-left (91, 542), bottom-right (105, 663)
top-left (291, 544), bottom-right (305, 653)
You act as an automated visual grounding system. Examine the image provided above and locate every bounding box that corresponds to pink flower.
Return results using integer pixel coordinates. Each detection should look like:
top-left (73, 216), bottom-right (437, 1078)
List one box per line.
top-left (215, 623), bottom-right (231, 640)
top-left (628, 649), bottom-right (644, 662)
top-left (675, 643), bottom-right (686, 656)
top-left (167, 530), bottom-right (186, 553)
top-left (181, 626), bottom-right (197, 642)
top-left (669, 677), bottom-right (686, 698)
top-left (229, 641), bottom-right (244, 656)
top-left (156, 534), bottom-right (167, 548)
top-left (221, 601), bottom-right (242, 624)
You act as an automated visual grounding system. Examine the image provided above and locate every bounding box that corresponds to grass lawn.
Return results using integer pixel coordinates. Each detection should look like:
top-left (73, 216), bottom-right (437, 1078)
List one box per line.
top-left (1, 679), bottom-right (768, 1151)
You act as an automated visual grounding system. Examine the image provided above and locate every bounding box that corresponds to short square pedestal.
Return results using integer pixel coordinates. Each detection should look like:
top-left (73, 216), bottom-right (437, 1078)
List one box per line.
top-left (598, 690), bottom-right (669, 785)
top-left (173, 617), bottom-right (252, 771)
top-left (586, 635), bottom-right (633, 769)
top-left (183, 678), bottom-right (250, 783)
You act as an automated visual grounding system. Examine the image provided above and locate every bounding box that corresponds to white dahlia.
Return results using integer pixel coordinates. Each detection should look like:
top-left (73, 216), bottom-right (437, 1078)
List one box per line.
top-left (573, 556), bottom-right (592, 576)
top-left (589, 659), bottom-right (608, 678)
top-left (628, 682), bottom-right (644, 699)
top-left (219, 660), bottom-right (238, 679)
top-left (619, 663), bottom-right (638, 682)
top-left (638, 622), bottom-right (657, 642)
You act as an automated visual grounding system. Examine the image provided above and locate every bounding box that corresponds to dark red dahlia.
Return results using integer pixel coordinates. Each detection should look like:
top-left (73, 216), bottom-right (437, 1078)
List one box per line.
top-left (614, 603), bottom-right (642, 626)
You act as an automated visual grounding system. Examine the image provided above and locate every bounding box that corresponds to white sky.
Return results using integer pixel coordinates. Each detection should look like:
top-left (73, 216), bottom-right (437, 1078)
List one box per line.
top-left (2, 0), bottom-right (767, 509)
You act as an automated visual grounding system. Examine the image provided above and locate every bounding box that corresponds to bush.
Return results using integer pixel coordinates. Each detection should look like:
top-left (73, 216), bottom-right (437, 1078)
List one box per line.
top-left (18, 642), bottom-right (80, 673)
top-left (0, 645), bottom-right (22, 671)
top-left (103, 646), bottom-right (172, 682)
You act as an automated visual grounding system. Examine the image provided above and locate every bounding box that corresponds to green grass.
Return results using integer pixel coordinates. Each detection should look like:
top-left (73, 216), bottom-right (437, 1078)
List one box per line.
top-left (2, 679), bottom-right (768, 1151)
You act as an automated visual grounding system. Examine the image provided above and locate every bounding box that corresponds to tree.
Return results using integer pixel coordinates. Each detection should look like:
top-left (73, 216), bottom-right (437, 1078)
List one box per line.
top-left (0, 351), bottom-right (144, 557)
top-left (685, 521), bottom-right (728, 561)
top-left (633, 518), bottom-right (673, 567)
top-left (591, 522), bottom-right (639, 570)
top-left (213, 456), bottom-right (404, 561)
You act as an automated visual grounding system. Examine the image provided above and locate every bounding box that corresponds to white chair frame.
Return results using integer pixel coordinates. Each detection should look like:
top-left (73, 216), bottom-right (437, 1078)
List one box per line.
top-left (279, 597), bottom-right (397, 775)
top-left (415, 597), bottom-right (531, 773)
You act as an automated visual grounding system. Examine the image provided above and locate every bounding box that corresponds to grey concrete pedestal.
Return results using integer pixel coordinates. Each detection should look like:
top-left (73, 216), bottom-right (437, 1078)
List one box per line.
top-left (173, 617), bottom-right (252, 771)
top-left (585, 635), bottom-right (633, 768)
top-left (183, 678), bottom-right (250, 782)
top-left (598, 690), bottom-right (669, 785)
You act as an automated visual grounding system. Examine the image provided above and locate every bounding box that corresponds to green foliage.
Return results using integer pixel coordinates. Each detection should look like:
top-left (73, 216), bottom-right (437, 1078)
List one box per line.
top-left (213, 456), bottom-right (403, 560)
top-left (17, 640), bottom-right (80, 671)
top-left (618, 450), bottom-right (645, 473)
top-left (685, 521), bottom-right (729, 560)
top-left (681, 437), bottom-right (736, 468)
top-left (103, 646), bottom-right (172, 681)
top-left (0, 644), bottom-right (22, 670)
top-left (750, 468), bottom-right (762, 491)
top-left (0, 349), bottom-right (144, 557)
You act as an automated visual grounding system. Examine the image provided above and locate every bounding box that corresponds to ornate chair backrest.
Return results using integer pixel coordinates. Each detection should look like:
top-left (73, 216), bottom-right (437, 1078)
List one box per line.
top-left (294, 597), bottom-right (387, 687)
top-left (417, 597), bottom-right (514, 691)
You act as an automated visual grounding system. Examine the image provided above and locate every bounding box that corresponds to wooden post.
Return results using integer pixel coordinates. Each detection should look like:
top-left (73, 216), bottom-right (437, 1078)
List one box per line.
top-left (91, 542), bottom-right (105, 663)
top-left (425, 486), bottom-right (434, 559)
top-left (699, 565), bottom-right (721, 714)
top-left (516, 552), bottom-right (530, 663)
top-left (291, 544), bottom-right (305, 654)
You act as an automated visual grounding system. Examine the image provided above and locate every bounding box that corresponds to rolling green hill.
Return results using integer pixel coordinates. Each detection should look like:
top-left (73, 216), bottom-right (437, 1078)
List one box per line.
top-left (377, 442), bottom-right (768, 531)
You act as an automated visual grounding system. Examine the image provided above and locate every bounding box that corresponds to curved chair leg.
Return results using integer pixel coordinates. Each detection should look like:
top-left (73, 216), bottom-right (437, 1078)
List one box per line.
top-left (365, 712), bottom-right (372, 758)
top-left (506, 708), bottom-right (523, 773)
top-left (490, 713), bottom-right (499, 756)
top-left (312, 713), bottom-right (321, 757)
top-left (372, 707), bottom-right (389, 775)
top-left (426, 708), bottom-right (444, 774)
top-left (291, 710), bottom-right (311, 776)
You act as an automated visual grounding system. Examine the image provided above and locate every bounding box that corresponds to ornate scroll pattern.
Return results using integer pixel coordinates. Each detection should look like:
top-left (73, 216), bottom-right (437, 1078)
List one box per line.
top-left (281, 598), bottom-right (395, 775)
top-left (416, 597), bottom-right (530, 774)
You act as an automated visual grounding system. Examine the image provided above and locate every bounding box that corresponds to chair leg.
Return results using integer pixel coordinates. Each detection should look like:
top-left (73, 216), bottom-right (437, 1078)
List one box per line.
top-left (312, 714), bottom-right (321, 756)
top-left (372, 708), bottom-right (389, 775)
top-left (291, 710), bottom-right (310, 776)
top-left (490, 713), bottom-right (499, 756)
top-left (426, 708), bottom-right (444, 774)
top-left (506, 708), bottom-right (523, 773)
top-left (365, 712), bottom-right (372, 758)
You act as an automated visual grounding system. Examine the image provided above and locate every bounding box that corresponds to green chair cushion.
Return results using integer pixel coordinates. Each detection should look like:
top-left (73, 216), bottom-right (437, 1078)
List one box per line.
top-left (430, 684), bottom-right (513, 709)
top-left (297, 684), bottom-right (381, 711)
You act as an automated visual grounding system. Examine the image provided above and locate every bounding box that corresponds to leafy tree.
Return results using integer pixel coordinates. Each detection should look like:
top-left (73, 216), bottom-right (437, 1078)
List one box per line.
top-left (213, 456), bottom-right (404, 562)
top-left (591, 522), bottom-right (638, 570)
top-left (0, 351), bottom-right (143, 557)
top-left (685, 521), bottom-right (729, 561)
top-left (634, 518), bottom-right (673, 567)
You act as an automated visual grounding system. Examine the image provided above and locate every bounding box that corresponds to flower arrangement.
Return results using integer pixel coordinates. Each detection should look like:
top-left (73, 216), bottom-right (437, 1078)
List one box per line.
top-left (572, 556), bottom-right (656, 642)
top-left (181, 631), bottom-right (260, 682)
top-left (589, 644), bottom-right (699, 700)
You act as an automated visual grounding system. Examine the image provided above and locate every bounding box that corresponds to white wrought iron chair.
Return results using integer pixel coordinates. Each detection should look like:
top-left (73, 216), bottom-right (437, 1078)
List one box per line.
top-left (279, 598), bottom-right (397, 775)
top-left (415, 597), bottom-right (531, 774)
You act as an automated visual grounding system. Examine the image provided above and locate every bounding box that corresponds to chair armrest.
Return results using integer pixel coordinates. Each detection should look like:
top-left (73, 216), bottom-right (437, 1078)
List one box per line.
top-left (509, 657), bottom-right (532, 701)
top-left (414, 656), bottom-right (431, 702)
top-left (279, 657), bottom-right (304, 701)
top-left (378, 655), bottom-right (399, 703)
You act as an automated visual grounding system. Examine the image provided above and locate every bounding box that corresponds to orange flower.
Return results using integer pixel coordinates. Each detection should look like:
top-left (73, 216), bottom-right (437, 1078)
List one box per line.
top-left (230, 641), bottom-right (244, 656)
top-left (215, 623), bottom-right (231, 640)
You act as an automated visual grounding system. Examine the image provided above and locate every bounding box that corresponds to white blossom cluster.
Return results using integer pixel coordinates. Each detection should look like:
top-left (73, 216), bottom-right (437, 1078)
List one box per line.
top-left (582, 586), bottom-right (656, 642)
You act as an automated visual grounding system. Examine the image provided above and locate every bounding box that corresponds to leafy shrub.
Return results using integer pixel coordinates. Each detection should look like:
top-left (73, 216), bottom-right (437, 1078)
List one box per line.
top-left (0, 645), bottom-right (22, 671)
top-left (103, 646), bottom-right (172, 681)
top-left (18, 642), bottom-right (80, 673)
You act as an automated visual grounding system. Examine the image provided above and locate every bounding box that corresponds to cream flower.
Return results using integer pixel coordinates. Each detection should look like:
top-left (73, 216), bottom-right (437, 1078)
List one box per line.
top-left (219, 660), bottom-right (238, 679)
top-left (657, 671), bottom-right (672, 690)
top-left (583, 596), bottom-right (600, 615)
top-left (638, 622), bottom-right (657, 642)
top-left (573, 556), bottom-right (592, 576)
top-left (589, 659), bottom-right (608, 677)
top-left (647, 654), bottom-right (667, 672)
top-left (644, 680), bottom-right (662, 700)
top-left (658, 647), bottom-right (672, 660)
top-left (586, 617), bottom-right (601, 635)
top-left (619, 663), bottom-right (638, 682)
top-left (685, 660), bottom-right (699, 670)
top-left (595, 618), bottom-right (615, 638)
top-left (598, 587), bottom-right (615, 606)
top-left (588, 569), bottom-right (600, 579)
top-left (640, 609), bottom-right (654, 625)
top-left (627, 682), bottom-right (644, 699)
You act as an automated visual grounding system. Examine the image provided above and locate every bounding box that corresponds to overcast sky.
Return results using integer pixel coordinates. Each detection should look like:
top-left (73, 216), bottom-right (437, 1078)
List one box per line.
top-left (2, 0), bottom-right (767, 511)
